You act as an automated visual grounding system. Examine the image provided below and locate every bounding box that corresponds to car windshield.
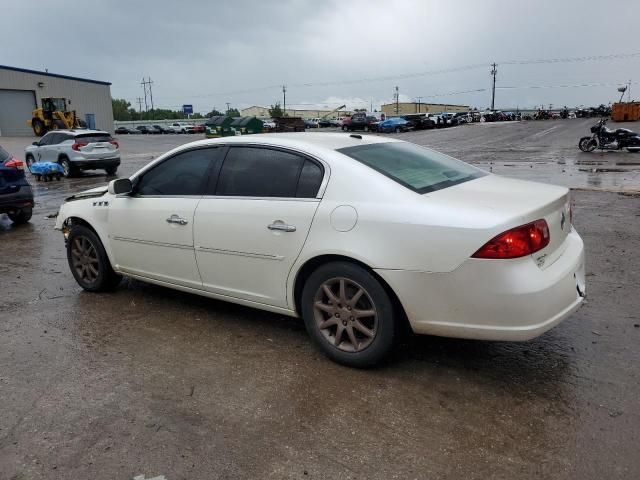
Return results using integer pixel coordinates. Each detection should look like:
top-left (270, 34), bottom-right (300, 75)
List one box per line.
top-left (338, 142), bottom-right (486, 194)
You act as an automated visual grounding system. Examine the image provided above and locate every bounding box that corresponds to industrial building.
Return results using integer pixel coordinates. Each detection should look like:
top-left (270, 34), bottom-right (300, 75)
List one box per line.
top-left (381, 102), bottom-right (470, 116)
top-left (0, 65), bottom-right (113, 136)
top-left (241, 105), bottom-right (351, 119)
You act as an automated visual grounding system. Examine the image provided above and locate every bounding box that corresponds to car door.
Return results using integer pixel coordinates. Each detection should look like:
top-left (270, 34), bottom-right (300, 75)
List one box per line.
top-left (35, 132), bottom-right (55, 162)
top-left (193, 145), bottom-right (325, 308)
top-left (108, 146), bottom-right (221, 289)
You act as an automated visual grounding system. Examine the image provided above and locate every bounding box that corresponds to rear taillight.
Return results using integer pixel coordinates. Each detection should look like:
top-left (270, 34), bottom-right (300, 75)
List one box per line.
top-left (109, 140), bottom-right (119, 149)
top-left (5, 158), bottom-right (24, 169)
top-left (472, 219), bottom-right (550, 259)
top-left (71, 142), bottom-right (88, 151)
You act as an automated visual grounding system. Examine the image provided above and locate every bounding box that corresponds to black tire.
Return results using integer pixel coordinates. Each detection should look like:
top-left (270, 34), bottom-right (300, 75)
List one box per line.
top-left (25, 155), bottom-right (35, 172)
top-left (301, 262), bottom-right (396, 367)
top-left (105, 166), bottom-right (118, 176)
top-left (8, 207), bottom-right (32, 224)
top-left (52, 120), bottom-right (65, 130)
top-left (341, 125), bottom-right (348, 131)
top-left (66, 225), bottom-right (121, 292)
top-left (579, 137), bottom-right (597, 152)
top-left (32, 119), bottom-right (46, 136)
top-left (395, 126), bottom-right (401, 133)
top-left (59, 157), bottom-right (75, 177)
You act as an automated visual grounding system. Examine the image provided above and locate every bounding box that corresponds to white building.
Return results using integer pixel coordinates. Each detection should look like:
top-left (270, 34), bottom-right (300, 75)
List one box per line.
top-left (0, 65), bottom-right (113, 136)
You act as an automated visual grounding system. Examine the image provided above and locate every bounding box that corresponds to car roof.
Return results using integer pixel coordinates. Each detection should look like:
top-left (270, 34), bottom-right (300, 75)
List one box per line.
top-left (49, 129), bottom-right (109, 136)
top-left (190, 132), bottom-right (401, 152)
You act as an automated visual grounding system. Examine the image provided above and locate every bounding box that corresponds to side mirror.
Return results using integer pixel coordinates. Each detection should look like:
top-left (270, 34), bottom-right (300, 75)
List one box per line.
top-left (108, 178), bottom-right (133, 195)
top-left (32, 141), bottom-right (39, 146)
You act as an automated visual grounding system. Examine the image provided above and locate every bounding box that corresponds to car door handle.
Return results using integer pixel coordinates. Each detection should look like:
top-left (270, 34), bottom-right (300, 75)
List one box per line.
top-left (268, 221), bottom-right (296, 232)
top-left (166, 214), bottom-right (188, 225)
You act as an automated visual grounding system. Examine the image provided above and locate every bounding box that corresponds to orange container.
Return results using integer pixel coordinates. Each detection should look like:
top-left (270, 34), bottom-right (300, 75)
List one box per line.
top-left (611, 102), bottom-right (640, 122)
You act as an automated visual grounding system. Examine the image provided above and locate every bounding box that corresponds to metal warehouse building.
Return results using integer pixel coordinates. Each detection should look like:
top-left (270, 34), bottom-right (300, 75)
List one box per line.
top-left (0, 65), bottom-right (113, 136)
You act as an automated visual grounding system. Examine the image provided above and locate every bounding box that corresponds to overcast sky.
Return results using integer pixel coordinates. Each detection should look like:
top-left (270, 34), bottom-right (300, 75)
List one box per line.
top-left (3, 0), bottom-right (640, 113)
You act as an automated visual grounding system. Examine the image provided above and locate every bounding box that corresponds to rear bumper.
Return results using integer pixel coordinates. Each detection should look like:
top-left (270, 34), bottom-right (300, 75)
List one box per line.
top-left (0, 185), bottom-right (34, 213)
top-left (375, 229), bottom-right (586, 341)
top-left (70, 157), bottom-right (120, 170)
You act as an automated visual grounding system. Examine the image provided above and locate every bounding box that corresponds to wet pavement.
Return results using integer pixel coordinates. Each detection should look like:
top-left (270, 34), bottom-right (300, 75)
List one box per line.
top-left (1, 120), bottom-right (639, 479)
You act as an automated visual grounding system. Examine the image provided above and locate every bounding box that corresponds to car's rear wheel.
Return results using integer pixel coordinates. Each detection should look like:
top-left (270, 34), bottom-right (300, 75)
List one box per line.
top-left (66, 225), bottom-right (121, 292)
top-left (301, 262), bottom-right (396, 367)
top-left (395, 126), bottom-right (401, 133)
top-left (8, 207), bottom-right (32, 225)
top-left (59, 157), bottom-right (74, 177)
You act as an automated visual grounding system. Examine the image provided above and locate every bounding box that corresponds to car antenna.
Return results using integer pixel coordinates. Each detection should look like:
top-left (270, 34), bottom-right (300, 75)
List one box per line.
top-left (349, 134), bottom-right (362, 139)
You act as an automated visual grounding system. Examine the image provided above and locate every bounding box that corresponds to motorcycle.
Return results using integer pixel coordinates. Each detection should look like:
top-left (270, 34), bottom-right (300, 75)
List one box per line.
top-left (578, 118), bottom-right (640, 152)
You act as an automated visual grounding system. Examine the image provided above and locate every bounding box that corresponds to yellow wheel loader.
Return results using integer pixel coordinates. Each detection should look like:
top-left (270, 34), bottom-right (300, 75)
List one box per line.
top-left (28, 98), bottom-right (86, 136)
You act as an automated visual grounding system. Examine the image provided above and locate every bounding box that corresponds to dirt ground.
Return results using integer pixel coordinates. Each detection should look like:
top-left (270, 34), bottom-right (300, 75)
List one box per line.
top-left (1, 119), bottom-right (639, 479)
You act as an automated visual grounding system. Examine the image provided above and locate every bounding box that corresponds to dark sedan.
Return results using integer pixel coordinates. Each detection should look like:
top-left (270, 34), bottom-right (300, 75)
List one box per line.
top-left (0, 145), bottom-right (34, 224)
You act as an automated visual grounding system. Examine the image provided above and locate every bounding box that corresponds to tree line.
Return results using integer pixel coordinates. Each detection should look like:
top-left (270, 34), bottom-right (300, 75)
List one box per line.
top-left (112, 99), bottom-right (240, 121)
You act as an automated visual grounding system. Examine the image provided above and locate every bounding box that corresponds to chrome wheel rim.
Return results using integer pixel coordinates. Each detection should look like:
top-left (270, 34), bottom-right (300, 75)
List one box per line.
top-left (71, 236), bottom-right (100, 283)
top-left (61, 161), bottom-right (70, 176)
top-left (313, 277), bottom-right (378, 352)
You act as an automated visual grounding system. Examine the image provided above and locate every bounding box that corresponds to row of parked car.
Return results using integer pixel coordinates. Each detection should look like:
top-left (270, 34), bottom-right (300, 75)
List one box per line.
top-left (331, 111), bottom-right (476, 134)
top-left (115, 122), bottom-right (206, 135)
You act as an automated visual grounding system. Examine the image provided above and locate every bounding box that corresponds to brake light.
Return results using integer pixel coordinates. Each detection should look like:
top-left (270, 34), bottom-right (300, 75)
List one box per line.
top-left (5, 158), bottom-right (24, 169)
top-left (472, 219), bottom-right (550, 259)
top-left (109, 140), bottom-right (119, 149)
top-left (72, 142), bottom-right (88, 151)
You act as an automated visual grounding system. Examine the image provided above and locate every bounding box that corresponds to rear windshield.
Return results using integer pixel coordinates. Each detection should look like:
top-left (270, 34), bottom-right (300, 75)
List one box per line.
top-left (338, 142), bottom-right (485, 194)
top-left (75, 133), bottom-right (112, 143)
top-left (0, 145), bottom-right (10, 163)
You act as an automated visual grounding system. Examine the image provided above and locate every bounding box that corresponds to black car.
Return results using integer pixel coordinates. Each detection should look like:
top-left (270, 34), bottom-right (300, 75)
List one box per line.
top-left (343, 113), bottom-right (378, 132)
top-left (318, 119), bottom-right (333, 128)
top-left (0, 145), bottom-right (34, 224)
top-left (153, 124), bottom-right (171, 134)
top-left (135, 125), bottom-right (154, 134)
top-left (402, 114), bottom-right (435, 130)
top-left (115, 126), bottom-right (133, 134)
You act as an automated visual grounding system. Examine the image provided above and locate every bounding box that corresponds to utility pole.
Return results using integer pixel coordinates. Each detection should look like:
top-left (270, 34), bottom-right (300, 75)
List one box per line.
top-left (282, 85), bottom-right (287, 116)
top-left (148, 77), bottom-right (154, 111)
top-left (141, 78), bottom-right (148, 112)
top-left (395, 86), bottom-right (399, 114)
top-left (415, 96), bottom-right (422, 113)
top-left (490, 63), bottom-right (497, 111)
top-left (136, 97), bottom-right (143, 114)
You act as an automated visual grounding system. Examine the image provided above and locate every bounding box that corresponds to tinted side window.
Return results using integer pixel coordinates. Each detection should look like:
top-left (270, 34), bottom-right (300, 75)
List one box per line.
top-left (136, 148), bottom-right (216, 196)
top-left (216, 147), bottom-right (305, 198)
top-left (296, 160), bottom-right (323, 198)
top-left (39, 133), bottom-right (54, 146)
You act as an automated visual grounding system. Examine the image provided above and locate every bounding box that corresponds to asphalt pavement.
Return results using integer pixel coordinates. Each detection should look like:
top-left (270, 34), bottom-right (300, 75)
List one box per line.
top-left (1, 119), bottom-right (639, 479)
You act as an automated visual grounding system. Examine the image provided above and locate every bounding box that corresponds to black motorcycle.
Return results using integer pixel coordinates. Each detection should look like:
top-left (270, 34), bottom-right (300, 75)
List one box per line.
top-left (579, 118), bottom-right (640, 152)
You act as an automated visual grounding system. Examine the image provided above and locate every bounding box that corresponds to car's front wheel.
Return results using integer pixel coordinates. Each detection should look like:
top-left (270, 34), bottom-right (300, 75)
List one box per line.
top-left (66, 225), bottom-right (121, 292)
top-left (105, 166), bottom-right (117, 176)
top-left (301, 262), bottom-right (397, 367)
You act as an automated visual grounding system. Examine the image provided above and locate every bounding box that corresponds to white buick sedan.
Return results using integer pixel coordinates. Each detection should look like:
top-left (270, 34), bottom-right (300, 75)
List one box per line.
top-left (55, 133), bottom-right (585, 367)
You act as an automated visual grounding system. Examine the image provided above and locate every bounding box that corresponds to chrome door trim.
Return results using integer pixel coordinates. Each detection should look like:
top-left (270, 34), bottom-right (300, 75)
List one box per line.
top-left (111, 235), bottom-right (193, 250)
top-left (195, 245), bottom-right (284, 261)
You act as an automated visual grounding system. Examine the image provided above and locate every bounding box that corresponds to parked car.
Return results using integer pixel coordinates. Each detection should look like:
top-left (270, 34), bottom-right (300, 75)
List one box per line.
top-left (342, 113), bottom-right (377, 132)
top-left (262, 119), bottom-right (276, 130)
top-left (135, 125), bottom-right (153, 134)
top-left (0, 145), bottom-right (34, 224)
top-left (402, 114), bottom-right (435, 130)
top-left (24, 129), bottom-right (120, 177)
top-left (55, 134), bottom-right (585, 367)
top-left (377, 117), bottom-right (411, 133)
top-left (167, 122), bottom-right (195, 134)
top-left (318, 118), bottom-right (333, 128)
top-left (150, 124), bottom-right (170, 134)
top-left (192, 124), bottom-right (206, 134)
top-left (453, 112), bottom-right (471, 124)
top-left (305, 119), bottom-right (319, 128)
top-left (115, 126), bottom-right (133, 135)
top-left (147, 125), bottom-right (163, 134)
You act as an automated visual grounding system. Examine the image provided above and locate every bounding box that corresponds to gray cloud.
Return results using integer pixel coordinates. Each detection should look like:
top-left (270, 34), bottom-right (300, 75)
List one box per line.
top-left (3, 0), bottom-right (640, 113)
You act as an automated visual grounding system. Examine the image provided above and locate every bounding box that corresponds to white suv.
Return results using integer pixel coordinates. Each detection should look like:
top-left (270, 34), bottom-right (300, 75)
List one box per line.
top-left (25, 130), bottom-right (120, 177)
top-left (168, 122), bottom-right (195, 134)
